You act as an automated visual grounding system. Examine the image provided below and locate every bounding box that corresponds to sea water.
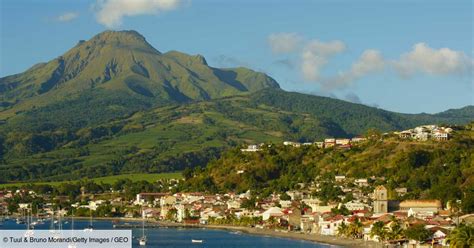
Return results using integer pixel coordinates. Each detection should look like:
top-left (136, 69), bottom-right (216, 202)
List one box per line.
top-left (1, 219), bottom-right (338, 248)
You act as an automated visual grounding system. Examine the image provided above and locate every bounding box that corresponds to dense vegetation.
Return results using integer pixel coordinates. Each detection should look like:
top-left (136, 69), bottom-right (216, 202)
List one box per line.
top-left (0, 30), bottom-right (472, 183)
top-left (180, 124), bottom-right (474, 212)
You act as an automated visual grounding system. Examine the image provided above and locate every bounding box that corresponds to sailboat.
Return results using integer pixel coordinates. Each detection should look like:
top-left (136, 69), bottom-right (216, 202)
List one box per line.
top-left (24, 208), bottom-right (34, 237)
top-left (49, 210), bottom-right (56, 233)
top-left (84, 208), bottom-right (93, 231)
top-left (68, 210), bottom-right (77, 248)
top-left (138, 208), bottom-right (147, 246)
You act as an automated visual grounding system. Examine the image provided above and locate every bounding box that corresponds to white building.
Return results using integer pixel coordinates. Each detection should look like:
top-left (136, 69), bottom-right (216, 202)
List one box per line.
top-left (262, 207), bottom-right (284, 221)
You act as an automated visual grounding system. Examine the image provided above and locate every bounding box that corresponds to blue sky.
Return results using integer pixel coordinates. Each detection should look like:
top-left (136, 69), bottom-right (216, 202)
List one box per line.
top-left (1, 0), bottom-right (472, 113)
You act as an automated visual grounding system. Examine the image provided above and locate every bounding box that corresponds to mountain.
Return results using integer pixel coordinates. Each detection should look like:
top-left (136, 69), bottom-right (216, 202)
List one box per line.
top-left (0, 30), bottom-right (472, 183)
top-left (0, 30), bottom-right (279, 123)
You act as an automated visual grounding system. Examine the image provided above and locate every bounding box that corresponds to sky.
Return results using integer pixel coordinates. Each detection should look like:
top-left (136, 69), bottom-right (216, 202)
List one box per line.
top-left (0, 0), bottom-right (473, 114)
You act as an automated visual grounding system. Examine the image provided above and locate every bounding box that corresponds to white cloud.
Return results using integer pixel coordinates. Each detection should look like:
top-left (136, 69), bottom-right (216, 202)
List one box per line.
top-left (300, 40), bottom-right (345, 81)
top-left (394, 43), bottom-right (472, 77)
top-left (57, 12), bottom-right (79, 22)
top-left (268, 33), bottom-right (303, 54)
top-left (95, 0), bottom-right (183, 28)
top-left (321, 49), bottom-right (385, 90)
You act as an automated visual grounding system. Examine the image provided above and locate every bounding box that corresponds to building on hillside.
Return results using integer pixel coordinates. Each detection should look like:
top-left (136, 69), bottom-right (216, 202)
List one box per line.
top-left (395, 188), bottom-right (407, 197)
top-left (136, 193), bottom-right (169, 204)
top-left (373, 186), bottom-right (388, 214)
top-left (315, 142), bottom-right (324, 148)
top-left (324, 138), bottom-right (336, 148)
top-left (335, 175), bottom-right (346, 182)
top-left (432, 130), bottom-right (449, 141)
top-left (351, 137), bottom-right (367, 143)
top-left (241, 144), bottom-right (261, 152)
top-left (335, 139), bottom-right (351, 145)
top-left (355, 178), bottom-right (369, 187)
top-left (344, 200), bottom-right (368, 211)
top-left (160, 195), bottom-right (177, 207)
top-left (399, 200), bottom-right (442, 216)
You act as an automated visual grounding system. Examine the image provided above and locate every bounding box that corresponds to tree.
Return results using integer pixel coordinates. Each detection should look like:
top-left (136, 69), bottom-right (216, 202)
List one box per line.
top-left (331, 205), bottom-right (350, 216)
top-left (461, 190), bottom-right (474, 214)
top-left (370, 221), bottom-right (388, 241)
top-left (347, 218), bottom-right (363, 239)
top-left (166, 208), bottom-right (177, 221)
top-left (387, 219), bottom-right (404, 240)
top-left (337, 222), bottom-right (348, 237)
top-left (182, 167), bottom-right (193, 180)
top-left (404, 224), bottom-right (432, 244)
top-left (447, 225), bottom-right (474, 248)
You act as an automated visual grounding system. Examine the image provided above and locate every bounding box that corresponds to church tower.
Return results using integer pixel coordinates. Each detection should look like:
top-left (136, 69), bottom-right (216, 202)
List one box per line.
top-left (373, 185), bottom-right (388, 214)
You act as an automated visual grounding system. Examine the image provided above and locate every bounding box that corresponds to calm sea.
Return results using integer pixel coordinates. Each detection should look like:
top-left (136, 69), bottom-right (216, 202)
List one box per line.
top-left (0, 219), bottom-right (337, 248)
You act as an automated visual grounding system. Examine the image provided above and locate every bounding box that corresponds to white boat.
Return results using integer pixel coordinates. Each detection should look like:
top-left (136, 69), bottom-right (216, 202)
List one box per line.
top-left (84, 209), bottom-right (93, 231)
top-left (139, 237), bottom-right (147, 246)
top-left (139, 207), bottom-right (147, 246)
top-left (192, 239), bottom-right (203, 243)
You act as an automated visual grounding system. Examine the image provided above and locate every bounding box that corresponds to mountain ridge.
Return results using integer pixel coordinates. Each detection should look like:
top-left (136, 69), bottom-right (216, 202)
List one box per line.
top-left (0, 30), bottom-right (279, 120)
top-left (0, 30), bottom-right (472, 183)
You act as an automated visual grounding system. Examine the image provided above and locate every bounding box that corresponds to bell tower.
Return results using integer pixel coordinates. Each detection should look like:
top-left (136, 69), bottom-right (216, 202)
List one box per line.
top-left (373, 185), bottom-right (388, 214)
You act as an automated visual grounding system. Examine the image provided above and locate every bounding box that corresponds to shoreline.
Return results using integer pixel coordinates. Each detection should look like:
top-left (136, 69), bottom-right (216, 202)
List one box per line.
top-left (71, 217), bottom-right (382, 247)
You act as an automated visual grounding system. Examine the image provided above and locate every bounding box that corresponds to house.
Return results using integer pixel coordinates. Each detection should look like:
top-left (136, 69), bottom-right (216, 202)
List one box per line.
top-left (136, 192), bottom-right (169, 204)
top-left (227, 200), bottom-right (241, 209)
top-left (160, 195), bottom-right (177, 207)
top-left (335, 139), bottom-right (351, 145)
top-left (395, 188), bottom-right (408, 197)
top-left (345, 200), bottom-right (367, 211)
top-left (335, 175), bottom-right (346, 182)
top-left (283, 141), bottom-right (301, 147)
top-left (354, 178), bottom-right (369, 187)
top-left (399, 130), bottom-right (413, 139)
top-left (262, 207), bottom-right (284, 221)
top-left (432, 130), bottom-right (449, 141)
top-left (315, 142), bottom-right (324, 148)
top-left (318, 215), bottom-right (345, 236)
top-left (241, 144), bottom-right (260, 152)
top-left (324, 138), bottom-right (336, 148)
top-left (351, 137), bottom-right (367, 143)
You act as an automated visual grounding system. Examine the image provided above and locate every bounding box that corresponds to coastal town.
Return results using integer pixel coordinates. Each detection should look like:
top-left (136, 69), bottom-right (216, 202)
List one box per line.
top-left (1, 124), bottom-right (472, 247)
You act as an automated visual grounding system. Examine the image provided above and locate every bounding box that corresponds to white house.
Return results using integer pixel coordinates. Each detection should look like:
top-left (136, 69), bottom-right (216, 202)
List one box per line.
top-left (262, 207), bottom-right (284, 221)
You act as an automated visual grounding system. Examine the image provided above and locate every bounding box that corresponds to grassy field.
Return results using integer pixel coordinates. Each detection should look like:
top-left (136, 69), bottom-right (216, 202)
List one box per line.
top-left (0, 172), bottom-right (182, 188)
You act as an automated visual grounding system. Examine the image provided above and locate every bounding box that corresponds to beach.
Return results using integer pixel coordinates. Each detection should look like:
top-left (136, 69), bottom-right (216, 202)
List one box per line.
top-left (72, 217), bottom-right (382, 247)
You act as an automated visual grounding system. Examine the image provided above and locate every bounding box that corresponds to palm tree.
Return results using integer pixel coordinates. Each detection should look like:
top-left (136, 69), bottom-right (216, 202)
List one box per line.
top-left (348, 218), bottom-right (363, 239)
top-left (370, 221), bottom-right (388, 241)
top-left (388, 220), bottom-right (404, 240)
top-left (337, 222), bottom-right (348, 237)
top-left (447, 225), bottom-right (473, 248)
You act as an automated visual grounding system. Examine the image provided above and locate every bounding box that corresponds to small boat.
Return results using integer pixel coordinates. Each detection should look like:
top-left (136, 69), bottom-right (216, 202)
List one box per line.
top-left (139, 237), bottom-right (147, 246)
top-left (139, 207), bottom-right (147, 246)
top-left (191, 239), bottom-right (203, 243)
top-left (84, 209), bottom-right (93, 231)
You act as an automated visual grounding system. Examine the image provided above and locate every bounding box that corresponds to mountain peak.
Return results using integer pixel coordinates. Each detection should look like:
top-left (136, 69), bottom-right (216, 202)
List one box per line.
top-left (94, 30), bottom-right (146, 40)
top-left (80, 30), bottom-right (159, 54)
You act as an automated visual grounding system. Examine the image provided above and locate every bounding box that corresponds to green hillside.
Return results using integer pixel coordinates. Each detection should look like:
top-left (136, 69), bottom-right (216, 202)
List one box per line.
top-left (0, 89), bottom-right (472, 183)
top-left (180, 124), bottom-right (474, 207)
